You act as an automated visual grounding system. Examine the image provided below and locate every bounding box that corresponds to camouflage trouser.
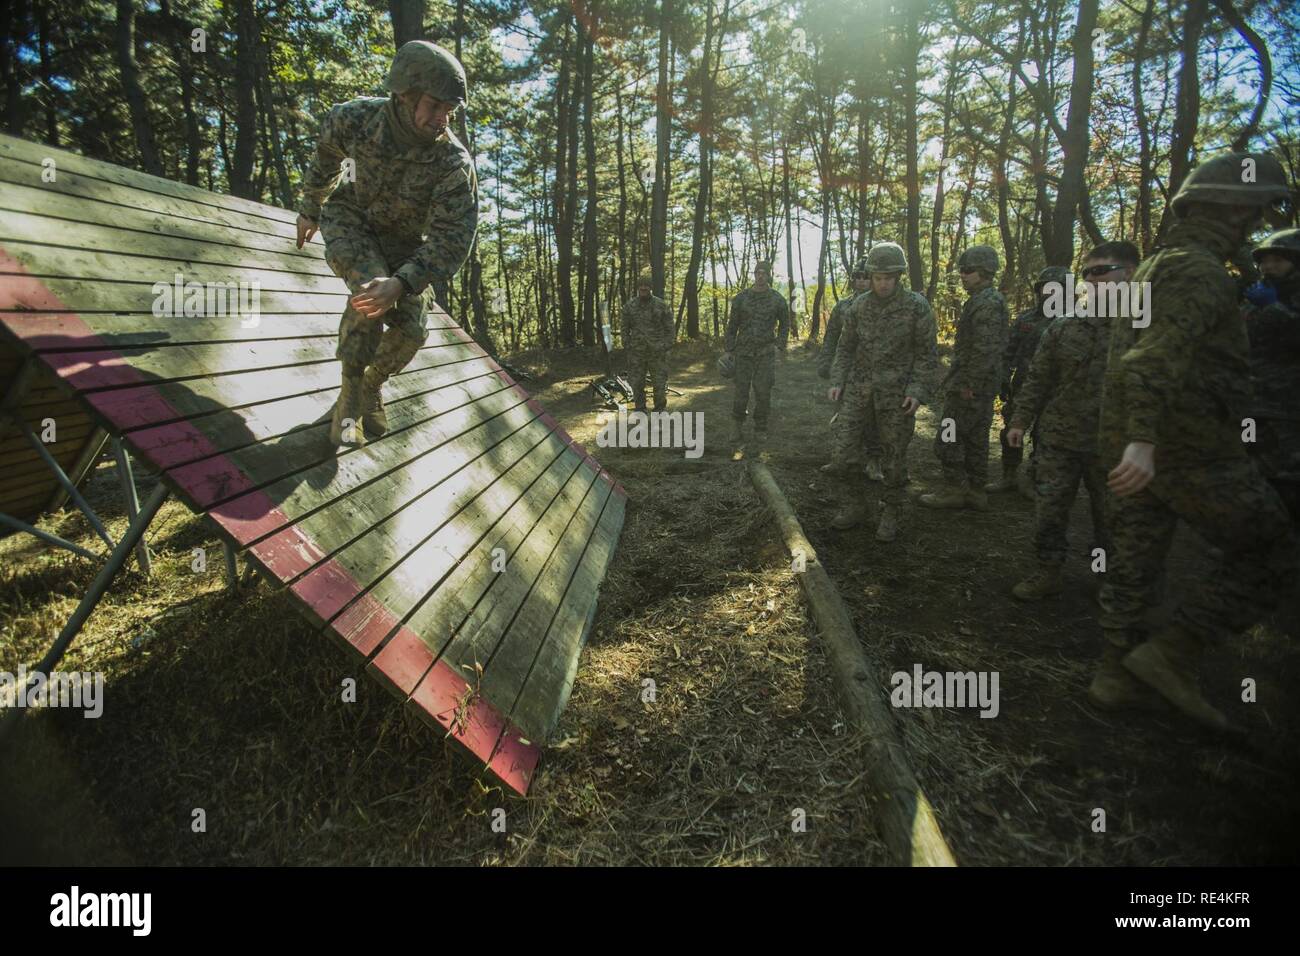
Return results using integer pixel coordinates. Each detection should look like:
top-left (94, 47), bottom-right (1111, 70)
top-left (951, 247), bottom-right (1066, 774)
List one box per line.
top-left (1097, 456), bottom-right (1297, 649)
top-left (733, 347), bottom-right (775, 429)
top-left (1032, 442), bottom-right (1108, 566)
top-left (628, 346), bottom-right (669, 410)
top-left (830, 382), bottom-right (915, 508)
top-left (830, 397), bottom-right (883, 467)
top-left (320, 205), bottom-right (429, 374)
top-left (997, 397), bottom-right (1027, 467)
top-left (934, 391), bottom-right (996, 488)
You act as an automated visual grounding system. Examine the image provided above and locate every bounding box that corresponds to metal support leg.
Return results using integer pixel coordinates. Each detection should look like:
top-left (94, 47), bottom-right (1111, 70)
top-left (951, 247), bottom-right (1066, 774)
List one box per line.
top-left (222, 540), bottom-right (239, 592)
top-left (111, 438), bottom-right (152, 577)
top-left (0, 511), bottom-right (100, 560)
top-left (16, 418), bottom-right (114, 550)
top-left (0, 484), bottom-right (169, 745)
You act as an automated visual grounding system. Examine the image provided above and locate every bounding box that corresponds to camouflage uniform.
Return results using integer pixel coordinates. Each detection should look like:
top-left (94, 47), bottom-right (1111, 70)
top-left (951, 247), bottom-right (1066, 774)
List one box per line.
top-left (1244, 230), bottom-right (1300, 519)
top-left (724, 282), bottom-right (789, 435)
top-left (1008, 311), bottom-right (1110, 568)
top-left (1096, 162), bottom-right (1297, 727)
top-left (302, 99), bottom-right (477, 368)
top-left (622, 291), bottom-right (674, 410)
top-left (821, 289), bottom-right (882, 469)
top-left (931, 280), bottom-right (1008, 499)
top-left (301, 41), bottom-right (477, 446)
top-left (829, 283), bottom-right (939, 519)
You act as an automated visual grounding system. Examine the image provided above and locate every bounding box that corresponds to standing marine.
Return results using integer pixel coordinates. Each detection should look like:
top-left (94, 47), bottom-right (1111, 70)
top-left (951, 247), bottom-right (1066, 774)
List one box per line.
top-left (988, 266), bottom-right (1069, 497)
top-left (295, 40), bottom-right (479, 449)
top-left (723, 261), bottom-right (789, 449)
top-left (820, 259), bottom-right (884, 481)
top-left (826, 242), bottom-right (940, 542)
top-left (1095, 152), bottom-right (1297, 728)
top-left (920, 244), bottom-right (1009, 511)
top-left (622, 269), bottom-right (675, 412)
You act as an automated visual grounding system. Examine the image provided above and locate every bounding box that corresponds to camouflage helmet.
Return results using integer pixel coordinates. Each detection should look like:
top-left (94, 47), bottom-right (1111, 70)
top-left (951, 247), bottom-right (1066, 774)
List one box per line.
top-left (1170, 152), bottom-right (1292, 219)
top-left (850, 257), bottom-right (870, 277)
top-left (1034, 265), bottom-right (1069, 291)
top-left (637, 268), bottom-right (653, 288)
top-left (1251, 228), bottom-right (1300, 263)
top-left (717, 351), bottom-right (736, 378)
top-left (387, 41), bottom-right (468, 108)
top-left (754, 260), bottom-right (774, 277)
top-left (865, 242), bottom-right (907, 274)
top-left (958, 244), bottom-right (1000, 275)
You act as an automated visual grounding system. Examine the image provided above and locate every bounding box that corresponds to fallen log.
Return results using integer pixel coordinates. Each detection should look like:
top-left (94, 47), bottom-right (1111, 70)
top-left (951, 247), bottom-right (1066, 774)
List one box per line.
top-left (748, 460), bottom-right (957, 867)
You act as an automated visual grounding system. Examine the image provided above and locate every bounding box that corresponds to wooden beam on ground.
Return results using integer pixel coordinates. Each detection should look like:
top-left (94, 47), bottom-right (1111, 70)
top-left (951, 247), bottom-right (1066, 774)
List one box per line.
top-left (748, 460), bottom-right (957, 867)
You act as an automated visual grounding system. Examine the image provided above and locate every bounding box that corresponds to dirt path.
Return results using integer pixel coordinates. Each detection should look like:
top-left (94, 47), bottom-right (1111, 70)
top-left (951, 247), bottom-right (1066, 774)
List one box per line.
top-left (2, 341), bottom-right (1296, 865)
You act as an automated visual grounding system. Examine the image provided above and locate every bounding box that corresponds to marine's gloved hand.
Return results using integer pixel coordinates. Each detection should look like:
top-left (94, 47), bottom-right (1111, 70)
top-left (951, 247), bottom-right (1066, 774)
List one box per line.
top-left (1245, 282), bottom-right (1279, 308)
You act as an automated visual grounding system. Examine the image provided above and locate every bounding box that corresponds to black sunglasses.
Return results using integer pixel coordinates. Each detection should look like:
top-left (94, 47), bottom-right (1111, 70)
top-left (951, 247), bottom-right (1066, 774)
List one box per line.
top-left (1082, 263), bottom-right (1125, 279)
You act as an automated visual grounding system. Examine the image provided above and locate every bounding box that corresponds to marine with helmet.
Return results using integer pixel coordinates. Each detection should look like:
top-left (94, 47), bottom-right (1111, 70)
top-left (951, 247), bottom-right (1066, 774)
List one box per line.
top-left (825, 241), bottom-right (940, 543)
top-left (622, 268), bottom-right (675, 412)
top-left (987, 265), bottom-right (1070, 498)
top-left (294, 40), bottom-right (479, 448)
top-left (819, 257), bottom-right (885, 482)
top-left (1094, 151), bottom-right (1297, 728)
top-left (1242, 227), bottom-right (1300, 518)
top-left (919, 244), bottom-right (1009, 512)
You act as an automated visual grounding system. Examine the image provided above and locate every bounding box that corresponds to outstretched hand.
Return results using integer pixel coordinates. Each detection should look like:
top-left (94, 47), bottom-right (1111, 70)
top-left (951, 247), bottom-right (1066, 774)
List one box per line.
top-left (900, 396), bottom-right (920, 416)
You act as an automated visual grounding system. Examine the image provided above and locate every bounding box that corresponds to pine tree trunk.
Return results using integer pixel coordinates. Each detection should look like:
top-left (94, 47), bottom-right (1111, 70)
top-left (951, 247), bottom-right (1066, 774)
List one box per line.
top-left (116, 0), bottom-right (163, 176)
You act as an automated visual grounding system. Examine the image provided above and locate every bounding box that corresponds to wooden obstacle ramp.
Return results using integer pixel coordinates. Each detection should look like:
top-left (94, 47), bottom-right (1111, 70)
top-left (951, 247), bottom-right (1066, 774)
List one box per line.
top-left (0, 133), bottom-right (626, 794)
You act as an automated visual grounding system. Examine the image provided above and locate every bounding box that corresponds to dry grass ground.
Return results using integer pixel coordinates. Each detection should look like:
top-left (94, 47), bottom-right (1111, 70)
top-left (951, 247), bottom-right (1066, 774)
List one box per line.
top-left (2, 339), bottom-right (1297, 865)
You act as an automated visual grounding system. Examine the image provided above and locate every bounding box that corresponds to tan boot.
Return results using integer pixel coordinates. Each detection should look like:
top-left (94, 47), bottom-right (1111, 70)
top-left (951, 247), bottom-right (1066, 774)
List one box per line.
top-left (864, 457), bottom-right (884, 482)
top-left (919, 484), bottom-right (969, 509)
top-left (831, 499), bottom-right (871, 530)
top-left (966, 487), bottom-right (989, 511)
top-left (874, 503), bottom-right (898, 542)
top-left (1122, 624), bottom-right (1230, 731)
top-left (985, 461), bottom-right (1019, 493)
top-left (360, 365), bottom-right (389, 437)
top-left (1012, 566), bottom-right (1063, 601)
top-left (329, 370), bottom-right (366, 448)
top-left (1087, 644), bottom-right (1166, 712)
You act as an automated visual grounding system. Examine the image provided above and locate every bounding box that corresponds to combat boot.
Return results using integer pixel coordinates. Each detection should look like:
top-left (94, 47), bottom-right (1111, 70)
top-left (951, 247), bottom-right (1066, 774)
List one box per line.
top-left (329, 368), bottom-right (366, 448)
top-left (831, 498), bottom-right (873, 530)
top-left (985, 461), bottom-right (1019, 493)
top-left (360, 365), bottom-right (390, 437)
top-left (919, 483), bottom-right (969, 509)
top-left (874, 503), bottom-right (898, 542)
top-left (864, 457), bottom-right (884, 482)
top-left (1087, 644), bottom-right (1166, 712)
top-left (965, 487), bottom-right (989, 511)
top-left (1122, 624), bottom-right (1230, 731)
top-left (1011, 566), bottom-right (1063, 601)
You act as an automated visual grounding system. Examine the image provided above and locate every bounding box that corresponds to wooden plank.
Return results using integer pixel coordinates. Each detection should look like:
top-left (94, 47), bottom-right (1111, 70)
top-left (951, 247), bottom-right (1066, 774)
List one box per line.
top-left (0, 276), bottom-right (348, 319)
top-left (0, 161), bottom-right (311, 246)
top-left (362, 436), bottom-right (577, 671)
top-left (249, 398), bottom-right (545, 575)
top-left (434, 457), bottom-right (605, 700)
top-left (127, 361), bottom-right (503, 472)
top-left (96, 348), bottom-right (490, 438)
top-left (0, 241), bottom-right (345, 294)
top-left (213, 383), bottom-right (533, 550)
top-left (504, 490), bottom-right (626, 739)
top-left (0, 204), bottom-right (333, 278)
top-left (0, 489), bottom-right (54, 523)
top-left (0, 133), bottom-right (300, 225)
top-left (0, 180), bottom-right (331, 267)
top-left (0, 312), bottom-right (342, 350)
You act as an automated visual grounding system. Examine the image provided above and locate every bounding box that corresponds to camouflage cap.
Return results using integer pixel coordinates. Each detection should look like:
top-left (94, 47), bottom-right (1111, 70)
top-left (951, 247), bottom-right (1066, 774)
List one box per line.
top-left (387, 41), bottom-right (468, 107)
top-left (754, 260), bottom-right (774, 276)
top-left (1170, 152), bottom-right (1292, 218)
top-left (1252, 227), bottom-right (1300, 262)
top-left (865, 242), bottom-right (907, 274)
top-left (958, 244), bottom-right (1000, 275)
top-left (1034, 265), bottom-right (1069, 289)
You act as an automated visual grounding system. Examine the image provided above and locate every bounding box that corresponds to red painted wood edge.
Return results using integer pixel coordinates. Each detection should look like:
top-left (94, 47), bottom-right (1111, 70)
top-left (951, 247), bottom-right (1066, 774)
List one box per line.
top-left (0, 244), bottom-right (540, 794)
